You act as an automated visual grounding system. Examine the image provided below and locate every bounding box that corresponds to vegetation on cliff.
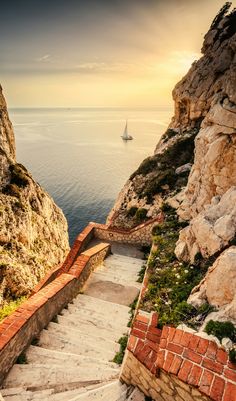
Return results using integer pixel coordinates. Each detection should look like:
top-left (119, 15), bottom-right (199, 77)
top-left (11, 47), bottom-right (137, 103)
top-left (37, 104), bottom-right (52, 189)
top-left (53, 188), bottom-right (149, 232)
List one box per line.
top-left (140, 205), bottom-right (215, 329)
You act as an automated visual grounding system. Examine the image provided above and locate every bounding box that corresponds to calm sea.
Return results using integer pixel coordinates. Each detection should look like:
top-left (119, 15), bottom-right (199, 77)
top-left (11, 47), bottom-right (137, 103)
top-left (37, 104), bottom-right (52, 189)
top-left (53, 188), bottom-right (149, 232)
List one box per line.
top-left (9, 108), bottom-right (172, 244)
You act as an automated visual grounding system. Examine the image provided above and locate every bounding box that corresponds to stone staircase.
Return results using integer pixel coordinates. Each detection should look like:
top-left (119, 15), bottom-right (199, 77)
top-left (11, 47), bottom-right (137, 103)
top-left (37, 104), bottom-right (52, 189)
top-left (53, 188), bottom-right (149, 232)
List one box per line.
top-left (0, 251), bottom-right (146, 401)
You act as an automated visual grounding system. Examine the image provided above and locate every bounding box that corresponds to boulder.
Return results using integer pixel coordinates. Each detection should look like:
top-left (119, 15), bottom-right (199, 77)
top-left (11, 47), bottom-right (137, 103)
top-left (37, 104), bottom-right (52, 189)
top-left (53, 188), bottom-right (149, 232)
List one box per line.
top-left (188, 247), bottom-right (236, 321)
top-left (175, 187), bottom-right (236, 262)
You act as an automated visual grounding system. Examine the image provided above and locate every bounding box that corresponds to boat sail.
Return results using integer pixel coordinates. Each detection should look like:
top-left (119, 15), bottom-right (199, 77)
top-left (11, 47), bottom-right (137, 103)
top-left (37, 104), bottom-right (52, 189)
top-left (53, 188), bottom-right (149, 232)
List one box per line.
top-left (121, 120), bottom-right (133, 140)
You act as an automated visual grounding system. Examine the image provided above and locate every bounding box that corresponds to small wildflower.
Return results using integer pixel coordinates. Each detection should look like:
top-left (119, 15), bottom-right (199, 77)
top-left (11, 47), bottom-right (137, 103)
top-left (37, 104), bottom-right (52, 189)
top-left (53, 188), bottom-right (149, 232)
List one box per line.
top-left (190, 266), bottom-right (194, 269)
top-left (175, 274), bottom-right (180, 279)
top-left (184, 269), bottom-right (188, 273)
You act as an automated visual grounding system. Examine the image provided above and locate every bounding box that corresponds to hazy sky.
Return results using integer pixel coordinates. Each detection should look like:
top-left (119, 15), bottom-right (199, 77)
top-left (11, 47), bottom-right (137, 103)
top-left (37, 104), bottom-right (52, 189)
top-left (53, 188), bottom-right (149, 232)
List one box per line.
top-left (0, 0), bottom-right (230, 107)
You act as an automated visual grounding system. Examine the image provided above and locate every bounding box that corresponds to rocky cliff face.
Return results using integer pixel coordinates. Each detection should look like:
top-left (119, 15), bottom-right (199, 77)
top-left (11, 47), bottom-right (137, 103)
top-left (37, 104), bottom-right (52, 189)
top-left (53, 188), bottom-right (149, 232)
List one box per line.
top-left (109, 3), bottom-right (236, 323)
top-left (109, 3), bottom-right (236, 230)
top-left (0, 86), bottom-right (69, 304)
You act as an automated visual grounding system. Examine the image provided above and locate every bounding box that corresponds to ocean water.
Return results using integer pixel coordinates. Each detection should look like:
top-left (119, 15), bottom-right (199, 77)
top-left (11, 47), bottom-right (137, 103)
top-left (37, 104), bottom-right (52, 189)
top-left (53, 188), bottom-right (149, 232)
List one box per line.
top-left (9, 108), bottom-right (173, 244)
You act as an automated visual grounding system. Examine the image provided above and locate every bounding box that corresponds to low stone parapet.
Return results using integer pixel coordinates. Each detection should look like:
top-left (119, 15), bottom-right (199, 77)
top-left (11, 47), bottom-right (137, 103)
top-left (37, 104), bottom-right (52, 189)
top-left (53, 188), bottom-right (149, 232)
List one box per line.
top-left (93, 213), bottom-right (164, 246)
top-left (0, 242), bottom-right (110, 385)
top-left (121, 311), bottom-right (236, 401)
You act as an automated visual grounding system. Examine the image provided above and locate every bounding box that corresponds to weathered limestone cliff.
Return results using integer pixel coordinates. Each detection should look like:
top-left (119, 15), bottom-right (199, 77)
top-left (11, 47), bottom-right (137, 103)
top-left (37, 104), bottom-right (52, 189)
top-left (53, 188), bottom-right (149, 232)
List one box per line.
top-left (0, 86), bottom-right (69, 304)
top-left (109, 2), bottom-right (236, 228)
top-left (109, 3), bottom-right (236, 323)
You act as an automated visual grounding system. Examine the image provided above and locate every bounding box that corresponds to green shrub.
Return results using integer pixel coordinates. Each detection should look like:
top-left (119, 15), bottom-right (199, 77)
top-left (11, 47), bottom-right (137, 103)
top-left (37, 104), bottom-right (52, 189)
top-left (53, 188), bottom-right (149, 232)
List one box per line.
top-left (162, 128), bottom-right (178, 143)
top-left (137, 264), bottom-right (147, 283)
top-left (16, 353), bottom-right (27, 364)
top-left (205, 320), bottom-right (236, 342)
top-left (135, 208), bottom-right (148, 222)
top-left (229, 349), bottom-right (236, 364)
top-left (9, 164), bottom-right (30, 188)
top-left (0, 297), bottom-right (26, 322)
top-left (130, 132), bottom-right (198, 201)
top-left (127, 296), bottom-right (139, 327)
top-left (126, 206), bottom-right (138, 217)
top-left (113, 335), bottom-right (128, 365)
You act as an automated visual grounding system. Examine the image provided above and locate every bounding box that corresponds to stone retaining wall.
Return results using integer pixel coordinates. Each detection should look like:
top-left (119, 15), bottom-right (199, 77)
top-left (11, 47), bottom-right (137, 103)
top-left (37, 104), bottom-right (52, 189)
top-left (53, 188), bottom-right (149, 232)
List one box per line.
top-left (94, 213), bottom-right (164, 246)
top-left (121, 312), bottom-right (236, 401)
top-left (0, 242), bottom-right (110, 385)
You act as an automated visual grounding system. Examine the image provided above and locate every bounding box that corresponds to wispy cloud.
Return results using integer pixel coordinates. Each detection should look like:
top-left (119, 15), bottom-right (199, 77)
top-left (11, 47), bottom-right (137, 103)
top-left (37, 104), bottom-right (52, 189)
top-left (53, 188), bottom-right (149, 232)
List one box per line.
top-left (36, 54), bottom-right (51, 62)
top-left (75, 62), bottom-right (138, 74)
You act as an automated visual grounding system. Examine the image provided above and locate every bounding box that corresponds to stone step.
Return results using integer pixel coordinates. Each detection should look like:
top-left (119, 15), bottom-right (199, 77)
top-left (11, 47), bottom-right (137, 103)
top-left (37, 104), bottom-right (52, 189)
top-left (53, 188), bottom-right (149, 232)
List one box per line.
top-left (57, 315), bottom-right (128, 342)
top-left (101, 260), bottom-right (143, 274)
top-left (45, 322), bottom-right (119, 353)
top-left (99, 259), bottom-right (141, 275)
top-left (47, 382), bottom-right (117, 401)
top-left (25, 346), bottom-right (118, 369)
top-left (1, 382), bottom-right (110, 401)
top-left (65, 380), bottom-right (127, 401)
top-left (60, 308), bottom-right (129, 334)
top-left (37, 330), bottom-right (117, 360)
top-left (91, 271), bottom-right (141, 288)
top-left (72, 294), bottom-right (130, 318)
top-left (65, 304), bottom-right (129, 328)
top-left (1, 387), bottom-right (54, 401)
top-left (108, 254), bottom-right (144, 266)
top-left (83, 275), bottom-right (140, 306)
top-left (2, 364), bottom-right (119, 390)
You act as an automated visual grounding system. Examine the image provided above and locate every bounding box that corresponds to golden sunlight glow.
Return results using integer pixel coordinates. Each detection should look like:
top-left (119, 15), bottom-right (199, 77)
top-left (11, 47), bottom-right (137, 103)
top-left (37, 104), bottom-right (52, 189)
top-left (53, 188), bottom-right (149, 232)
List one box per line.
top-left (1, 0), bottom-right (227, 107)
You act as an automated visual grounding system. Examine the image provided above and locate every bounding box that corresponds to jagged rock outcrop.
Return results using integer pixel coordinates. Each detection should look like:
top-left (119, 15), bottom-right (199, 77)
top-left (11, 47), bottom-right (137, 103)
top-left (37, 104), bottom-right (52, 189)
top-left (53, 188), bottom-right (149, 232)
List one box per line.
top-left (0, 86), bottom-right (16, 188)
top-left (174, 3), bottom-right (236, 265)
top-left (0, 86), bottom-right (69, 304)
top-left (188, 246), bottom-right (236, 324)
top-left (109, 3), bottom-right (236, 230)
top-left (109, 3), bottom-right (236, 322)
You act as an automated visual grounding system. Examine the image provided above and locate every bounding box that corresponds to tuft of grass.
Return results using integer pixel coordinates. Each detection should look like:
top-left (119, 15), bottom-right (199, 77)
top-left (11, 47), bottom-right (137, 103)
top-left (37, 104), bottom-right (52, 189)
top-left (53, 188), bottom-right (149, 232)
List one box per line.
top-left (127, 296), bottom-right (139, 327)
top-left (205, 320), bottom-right (236, 342)
top-left (135, 208), bottom-right (148, 222)
top-left (137, 264), bottom-right (147, 283)
top-left (113, 335), bottom-right (128, 365)
top-left (0, 297), bottom-right (26, 322)
top-left (51, 315), bottom-right (59, 323)
top-left (229, 349), bottom-right (236, 364)
top-left (16, 353), bottom-right (27, 364)
top-left (31, 337), bottom-right (40, 346)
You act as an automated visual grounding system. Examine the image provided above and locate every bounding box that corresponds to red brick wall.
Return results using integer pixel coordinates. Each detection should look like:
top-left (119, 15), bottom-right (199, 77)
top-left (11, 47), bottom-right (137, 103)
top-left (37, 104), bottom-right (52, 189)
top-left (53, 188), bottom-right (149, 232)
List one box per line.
top-left (127, 312), bottom-right (236, 401)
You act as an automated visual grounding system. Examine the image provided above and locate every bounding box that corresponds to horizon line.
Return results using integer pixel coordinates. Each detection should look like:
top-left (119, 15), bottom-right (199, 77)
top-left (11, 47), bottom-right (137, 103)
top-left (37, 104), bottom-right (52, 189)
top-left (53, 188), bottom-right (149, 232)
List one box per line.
top-left (9, 105), bottom-right (173, 110)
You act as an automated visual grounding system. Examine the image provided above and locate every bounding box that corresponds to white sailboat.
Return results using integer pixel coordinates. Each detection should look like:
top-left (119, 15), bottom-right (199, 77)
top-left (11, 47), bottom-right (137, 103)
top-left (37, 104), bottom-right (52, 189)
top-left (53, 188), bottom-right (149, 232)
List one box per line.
top-left (121, 120), bottom-right (133, 140)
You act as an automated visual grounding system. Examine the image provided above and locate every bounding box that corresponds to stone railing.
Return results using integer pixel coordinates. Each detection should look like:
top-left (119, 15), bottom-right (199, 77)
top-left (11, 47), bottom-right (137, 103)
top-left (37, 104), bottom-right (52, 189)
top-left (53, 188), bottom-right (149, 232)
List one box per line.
top-left (94, 214), bottom-right (164, 246)
top-left (0, 242), bottom-right (110, 385)
top-left (121, 311), bottom-right (236, 401)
